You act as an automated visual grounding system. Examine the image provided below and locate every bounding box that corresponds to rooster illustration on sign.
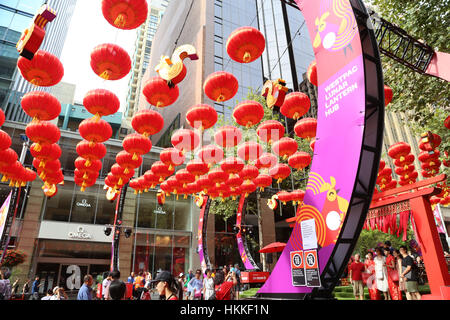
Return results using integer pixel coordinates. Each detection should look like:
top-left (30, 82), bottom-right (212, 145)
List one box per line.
top-left (313, 0), bottom-right (357, 55)
top-left (261, 79), bottom-right (288, 109)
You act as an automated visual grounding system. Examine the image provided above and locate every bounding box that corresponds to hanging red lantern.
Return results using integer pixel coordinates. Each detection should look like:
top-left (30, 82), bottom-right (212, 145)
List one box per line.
top-left (226, 26), bottom-right (265, 63)
top-left (307, 60), bottom-right (318, 86)
top-left (277, 191), bottom-right (292, 205)
top-left (75, 175), bottom-right (97, 192)
top-left (208, 168), bottom-right (229, 187)
top-left (310, 138), bottom-right (316, 152)
top-left (144, 170), bottom-right (160, 189)
top-left (233, 100), bottom-right (264, 128)
top-left (291, 189), bottom-right (306, 205)
top-left (288, 151), bottom-right (312, 171)
top-left (230, 186), bottom-right (242, 200)
top-left (377, 174), bottom-right (392, 186)
top-left (445, 115), bottom-right (450, 130)
top-left (90, 43), bottom-right (131, 80)
top-left (394, 154), bottom-right (415, 169)
top-left (399, 171), bottom-right (418, 181)
top-left (217, 184), bottom-right (231, 200)
top-left (75, 157), bottom-right (102, 173)
top-left (203, 71), bottom-right (239, 102)
top-left (160, 147), bottom-right (185, 170)
top-left (26, 121), bottom-right (60, 151)
top-left (418, 150), bottom-right (439, 163)
top-left (123, 133), bottom-right (152, 160)
top-left (388, 142), bottom-right (411, 161)
top-left (1, 161), bottom-right (21, 185)
top-left (383, 180), bottom-right (398, 191)
top-left (294, 118), bottom-right (317, 140)
top-left (237, 141), bottom-right (263, 163)
top-left (186, 181), bottom-right (201, 195)
top-left (76, 141), bottom-right (107, 167)
top-left (419, 133), bottom-right (441, 152)
top-left (83, 89), bottom-right (120, 120)
top-left (31, 143), bottom-right (61, 168)
top-left (0, 130), bottom-right (12, 151)
top-left (221, 157), bottom-right (245, 178)
top-left (254, 173), bottom-right (272, 192)
top-left (142, 76), bottom-right (179, 108)
top-left (111, 163), bottom-right (134, 186)
top-left (176, 169), bottom-right (195, 188)
top-left (131, 109), bottom-right (164, 137)
top-left (240, 181), bottom-right (256, 198)
top-left (207, 186), bottom-right (220, 199)
top-left (151, 161), bottom-right (174, 182)
top-left (269, 163), bottom-right (291, 183)
top-left (186, 159), bottom-right (209, 180)
top-left (102, 0), bottom-right (148, 30)
top-left (186, 104), bottom-right (218, 131)
top-left (197, 145), bottom-right (224, 167)
top-left (395, 164), bottom-right (415, 176)
top-left (421, 162), bottom-right (440, 174)
top-left (43, 170), bottom-right (64, 187)
top-left (197, 175), bottom-right (214, 193)
top-left (78, 118), bottom-right (112, 146)
top-left (0, 149), bottom-right (18, 171)
top-left (214, 126), bottom-right (242, 148)
top-left (281, 92), bottom-right (311, 120)
top-left (171, 129), bottom-right (200, 153)
top-left (255, 153), bottom-right (278, 171)
top-left (17, 50), bottom-right (64, 86)
top-left (75, 167), bottom-right (100, 182)
top-left (257, 120), bottom-right (285, 145)
top-left (272, 137), bottom-right (298, 160)
top-left (116, 151), bottom-right (142, 174)
top-left (160, 180), bottom-right (171, 196)
top-left (228, 176), bottom-right (243, 191)
top-left (0, 109), bottom-right (5, 127)
top-left (21, 91), bottom-right (61, 121)
top-left (384, 85), bottom-right (393, 106)
top-left (129, 179), bottom-right (144, 194)
top-left (166, 176), bottom-right (182, 195)
top-left (239, 165), bottom-right (259, 183)
top-left (43, 184), bottom-right (58, 198)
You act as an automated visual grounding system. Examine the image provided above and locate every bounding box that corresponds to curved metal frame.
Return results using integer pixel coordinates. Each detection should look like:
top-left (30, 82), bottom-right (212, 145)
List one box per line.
top-left (236, 196), bottom-right (259, 270)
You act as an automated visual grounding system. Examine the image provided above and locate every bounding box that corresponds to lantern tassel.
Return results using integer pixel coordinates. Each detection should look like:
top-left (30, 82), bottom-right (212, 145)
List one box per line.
top-left (217, 94), bottom-right (225, 102)
top-left (93, 113), bottom-right (101, 122)
top-left (34, 143), bottom-right (42, 152)
top-left (39, 161), bottom-right (46, 168)
top-left (114, 13), bottom-right (126, 27)
top-left (124, 168), bottom-right (129, 174)
top-left (99, 70), bottom-right (111, 80)
top-left (293, 112), bottom-right (299, 120)
top-left (83, 173), bottom-right (89, 180)
top-left (30, 78), bottom-right (41, 87)
top-left (1, 176), bottom-right (7, 182)
top-left (85, 159), bottom-right (92, 167)
top-left (243, 52), bottom-right (251, 63)
top-left (132, 153), bottom-right (139, 161)
top-left (156, 101), bottom-right (164, 108)
top-left (118, 178), bottom-right (123, 185)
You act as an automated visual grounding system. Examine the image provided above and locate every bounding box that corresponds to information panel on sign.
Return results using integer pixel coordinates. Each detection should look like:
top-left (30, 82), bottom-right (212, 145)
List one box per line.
top-left (290, 251), bottom-right (306, 287)
top-left (301, 218), bottom-right (318, 250)
top-left (304, 249), bottom-right (321, 288)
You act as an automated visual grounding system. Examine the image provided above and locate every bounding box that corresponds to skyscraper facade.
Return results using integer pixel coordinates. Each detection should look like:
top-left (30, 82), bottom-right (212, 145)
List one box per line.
top-left (1, 0), bottom-right (77, 123)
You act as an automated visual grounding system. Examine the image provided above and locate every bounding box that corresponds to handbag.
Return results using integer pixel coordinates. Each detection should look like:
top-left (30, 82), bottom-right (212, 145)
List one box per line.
top-left (388, 268), bottom-right (399, 282)
top-left (361, 273), bottom-right (371, 285)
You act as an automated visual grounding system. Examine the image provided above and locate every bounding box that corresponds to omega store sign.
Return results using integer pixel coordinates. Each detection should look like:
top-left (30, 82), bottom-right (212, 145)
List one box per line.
top-left (38, 221), bottom-right (113, 243)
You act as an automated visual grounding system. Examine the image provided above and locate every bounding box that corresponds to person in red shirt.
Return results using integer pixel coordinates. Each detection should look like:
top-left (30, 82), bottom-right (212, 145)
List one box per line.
top-left (214, 270), bottom-right (237, 300)
top-left (152, 271), bottom-right (179, 300)
top-left (348, 253), bottom-right (366, 300)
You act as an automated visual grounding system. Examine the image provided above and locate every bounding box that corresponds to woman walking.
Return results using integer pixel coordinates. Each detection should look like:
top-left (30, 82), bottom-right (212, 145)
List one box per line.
top-left (203, 269), bottom-right (215, 300)
top-left (374, 247), bottom-right (390, 300)
top-left (364, 251), bottom-right (381, 300)
top-left (386, 249), bottom-right (402, 300)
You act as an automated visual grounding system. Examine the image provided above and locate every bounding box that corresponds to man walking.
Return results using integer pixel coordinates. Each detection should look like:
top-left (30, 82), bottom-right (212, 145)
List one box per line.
top-left (30, 276), bottom-right (41, 300)
top-left (348, 254), bottom-right (365, 300)
top-left (77, 275), bottom-right (93, 300)
top-left (399, 246), bottom-right (421, 300)
top-left (102, 272), bottom-right (112, 300)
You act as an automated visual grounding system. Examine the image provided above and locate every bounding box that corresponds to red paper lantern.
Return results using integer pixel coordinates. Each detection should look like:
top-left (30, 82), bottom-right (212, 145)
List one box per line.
top-left (0, 148), bottom-right (18, 170)
top-left (186, 104), bottom-right (218, 131)
top-left (166, 176), bottom-right (182, 195)
top-left (0, 109), bottom-right (5, 127)
top-left (76, 141), bottom-right (107, 167)
top-left (102, 0), bottom-right (148, 30)
top-left (186, 181), bottom-right (201, 195)
top-left (255, 153), bottom-right (278, 171)
top-left (291, 189), bottom-right (306, 205)
top-left (144, 170), bottom-right (160, 189)
top-left (377, 174), bottom-right (392, 186)
top-left (240, 181), bottom-right (256, 197)
top-left (445, 115), bottom-right (450, 130)
top-left (239, 165), bottom-right (259, 182)
top-left (237, 141), bottom-right (263, 162)
top-left (378, 160), bottom-right (386, 172)
top-left (197, 175), bottom-right (214, 193)
top-left (269, 163), bottom-right (291, 183)
top-left (230, 186), bottom-right (242, 200)
top-left (388, 142), bottom-right (411, 161)
top-left (90, 43), bottom-right (131, 80)
top-left (123, 133), bottom-right (152, 160)
top-left (257, 120), bottom-right (285, 144)
top-left (203, 71), bottom-right (238, 102)
top-left (307, 60), bottom-right (318, 86)
top-left (310, 138), bottom-right (316, 152)
top-left (116, 151), bottom-right (142, 174)
top-left (221, 157), bottom-right (245, 178)
top-left (160, 147), bottom-right (185, 170)
top-left (418, 150), bottom-right (439, 163)
top-left (17, 50), bottom-right (64, 86)
top-left (83, 89), bottom-right (120, 120)
top-left (254, 173), bottom-right (272, 191)
top-left (226, 26), bottom-right (265, 63)
top-left (272, 137), bottom-right (298, 160)
top-left (26, 121), bottom-right (60, 151)
top-left (142, 76), bottom-right (179, 108)
top-left (151, 161), bottom-right (174, 182)
top-left (110, 164), bottom-right (134, 186)
top-left (384, 85), bottom-right (393, 106)
top-left (233, 100), bottom-right (264, 128)
top-left (277, 191), bottom-right (292, 205)
top-left (21, 91), bottom-right (61, 121)
top-left (129, 179), bottom-right (144, 194)
top-left (399, 171), bottom-right (418, 181)
top-left (394, 165), bottom-right (415, 176)
top-left (197, 145), bottom-right (224, 166)
top-left (171, 129), bottom-right (200, 153)
top-left (78, 118), bottom-right (112, 145)
top-left (186, 159), bottom-right (209, 180)
top-left (208, 168), bottom-right (229, 187)
top-left (288, 151), bottom-right (312, 171)
top-left (31, 143), bottom-right (61, 168)
top-left (176, 169), bottom-right (195, 188)
top-left (131, 109), bottom-right (164, 137)
top-left (214, 126), bottom-right (242, 148)
top-left (394, 154), bottom-right (415, 168)
top-left (281, 92), bottom-right (311, 120)
top-left (228, 176), bottom-right (243, 191)
top-left (0, 130), bottom-right (12, 151)
top-left (294, 118), bottom-right (317, 140)
top-left (75, 157), bottom-right (102, 172)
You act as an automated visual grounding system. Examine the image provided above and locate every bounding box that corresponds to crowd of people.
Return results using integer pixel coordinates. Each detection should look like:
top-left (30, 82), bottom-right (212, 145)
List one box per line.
top-left (347, 241), bottom-right (427, 300)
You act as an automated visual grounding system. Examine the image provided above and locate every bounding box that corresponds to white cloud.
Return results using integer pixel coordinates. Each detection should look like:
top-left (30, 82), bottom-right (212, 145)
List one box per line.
top-left (59, 0), bottom-right (137, 113)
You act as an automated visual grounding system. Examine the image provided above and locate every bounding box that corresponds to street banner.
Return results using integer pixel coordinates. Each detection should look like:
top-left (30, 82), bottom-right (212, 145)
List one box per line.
top-left (0, 191), bottom-right (12, 242)
top-left (290, 250), bottom-right (306, 286)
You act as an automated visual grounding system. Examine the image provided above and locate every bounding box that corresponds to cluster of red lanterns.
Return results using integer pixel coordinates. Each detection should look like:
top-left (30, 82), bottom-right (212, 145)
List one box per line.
top-left (375, 160), bottom-right (397, 192)
top-left (388, 142), bottom-right (418, 186)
